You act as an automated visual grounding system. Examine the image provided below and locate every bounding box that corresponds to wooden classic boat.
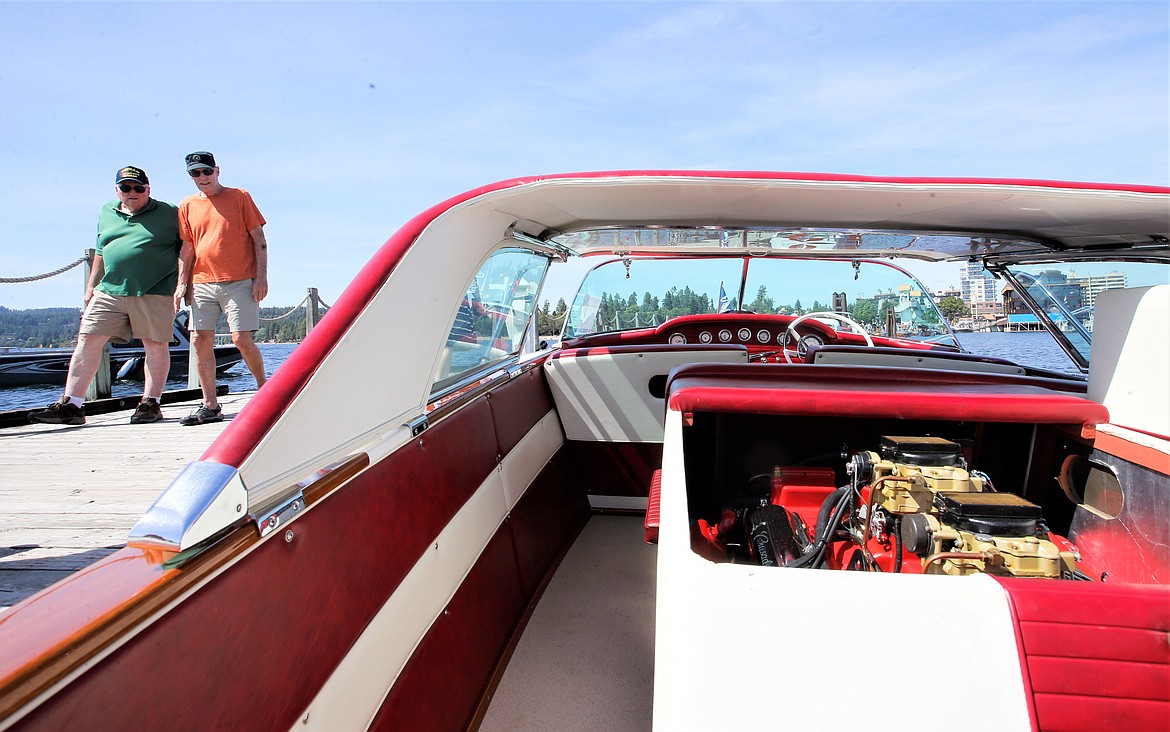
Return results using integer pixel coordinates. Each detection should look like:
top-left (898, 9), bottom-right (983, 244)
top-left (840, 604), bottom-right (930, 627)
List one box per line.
top-left (0, 173), bottom-right (1167, 731)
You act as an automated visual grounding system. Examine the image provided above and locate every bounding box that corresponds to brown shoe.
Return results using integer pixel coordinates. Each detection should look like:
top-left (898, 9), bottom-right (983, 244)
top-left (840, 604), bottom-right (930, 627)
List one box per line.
top-left (28, 397), bottom-right (86, 426)
top-left (130, 397), bottom-right (163, 424)
top-left (179, 404), bottom-right (223, 426)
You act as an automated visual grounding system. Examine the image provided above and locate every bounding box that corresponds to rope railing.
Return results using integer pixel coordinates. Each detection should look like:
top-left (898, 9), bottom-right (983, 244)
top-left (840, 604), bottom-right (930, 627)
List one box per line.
top-left (0, 256), bottom-right (88, 284)
top-left (259, 293), bottom-right (311, 322)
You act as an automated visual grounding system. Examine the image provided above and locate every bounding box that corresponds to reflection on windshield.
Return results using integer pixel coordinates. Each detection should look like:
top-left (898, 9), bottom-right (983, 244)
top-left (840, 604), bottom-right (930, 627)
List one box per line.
top-left (564, 257), bottom-right (957, 346)
top-left (435, 248), bottom-right (549, 391)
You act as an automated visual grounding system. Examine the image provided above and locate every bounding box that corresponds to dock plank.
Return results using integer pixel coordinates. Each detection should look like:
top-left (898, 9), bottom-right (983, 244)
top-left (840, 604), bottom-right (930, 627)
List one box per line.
top-left (0, 390), bottom-right (254, 611)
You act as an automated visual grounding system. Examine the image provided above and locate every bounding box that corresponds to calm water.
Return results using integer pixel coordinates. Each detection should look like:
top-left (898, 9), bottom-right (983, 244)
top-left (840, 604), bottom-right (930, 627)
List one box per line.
top-left (0, 333), bottom-right (1081, 412)
top-left (0, 343), bottom-right (300, 412)
top-left (955, 331), bottom-right (1079, 376)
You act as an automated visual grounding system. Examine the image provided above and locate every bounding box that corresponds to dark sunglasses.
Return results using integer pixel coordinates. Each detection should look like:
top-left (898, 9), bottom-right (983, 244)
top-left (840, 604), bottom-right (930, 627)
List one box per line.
top-left (118, 184), bottom-right (147, 193)
top-left (188, 168), bottom-right (216, 178)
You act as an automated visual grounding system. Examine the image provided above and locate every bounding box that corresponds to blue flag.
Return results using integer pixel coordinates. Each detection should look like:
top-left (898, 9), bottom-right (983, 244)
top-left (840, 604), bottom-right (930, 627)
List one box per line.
top-left (718, 281), bottom-right (730, 313)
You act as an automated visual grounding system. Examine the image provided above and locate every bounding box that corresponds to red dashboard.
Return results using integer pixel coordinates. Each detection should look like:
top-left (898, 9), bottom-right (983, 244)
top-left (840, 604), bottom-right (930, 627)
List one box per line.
top-left (564, 313), bottom-right (943, 358)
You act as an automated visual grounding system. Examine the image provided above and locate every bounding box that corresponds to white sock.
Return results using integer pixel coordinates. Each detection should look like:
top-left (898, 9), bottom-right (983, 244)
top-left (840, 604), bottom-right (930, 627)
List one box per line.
top-left (66, 395), bottom-right (85, 407)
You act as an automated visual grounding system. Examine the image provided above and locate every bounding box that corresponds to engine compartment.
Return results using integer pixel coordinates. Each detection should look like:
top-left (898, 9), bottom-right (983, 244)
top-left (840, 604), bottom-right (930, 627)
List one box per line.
top-left (684, 413), bottom-right (1093, 580)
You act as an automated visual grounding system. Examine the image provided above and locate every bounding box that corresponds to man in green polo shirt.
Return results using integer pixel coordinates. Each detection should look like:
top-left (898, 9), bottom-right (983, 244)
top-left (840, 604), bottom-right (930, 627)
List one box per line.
top-left (28, 166), bottom-right (182, 426)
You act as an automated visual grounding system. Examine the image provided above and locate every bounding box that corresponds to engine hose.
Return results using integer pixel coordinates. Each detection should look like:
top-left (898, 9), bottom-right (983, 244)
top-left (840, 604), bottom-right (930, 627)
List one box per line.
top-left (893, 515), bottom-right (904, 573)
top-left (810, 491), bottom-right (853, 568)
top-left (813, 487), bottom-right (850, 543)
top-left (787, 488), bottom-right (853, 569)
top-left (790, 489), bottom-right (850, 567)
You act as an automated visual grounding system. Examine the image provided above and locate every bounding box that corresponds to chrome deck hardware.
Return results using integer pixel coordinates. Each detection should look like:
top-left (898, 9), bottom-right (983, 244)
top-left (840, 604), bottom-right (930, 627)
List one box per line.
top-left (128, 460), bottom-right (248, 552)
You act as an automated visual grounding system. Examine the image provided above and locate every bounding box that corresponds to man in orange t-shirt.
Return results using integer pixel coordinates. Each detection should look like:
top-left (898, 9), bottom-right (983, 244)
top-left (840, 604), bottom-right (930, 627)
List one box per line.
top-left (175, 151), bottom-right (269, 426)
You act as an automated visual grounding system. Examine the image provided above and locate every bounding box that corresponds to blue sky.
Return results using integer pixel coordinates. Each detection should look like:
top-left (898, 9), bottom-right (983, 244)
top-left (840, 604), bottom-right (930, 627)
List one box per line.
top-left (2, 1), bottom-right (1166, 310)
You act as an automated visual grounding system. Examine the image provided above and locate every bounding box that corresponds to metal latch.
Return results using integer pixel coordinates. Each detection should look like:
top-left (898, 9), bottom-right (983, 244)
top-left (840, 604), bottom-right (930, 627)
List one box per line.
top-left (252, 490), bottom-right (306, 538)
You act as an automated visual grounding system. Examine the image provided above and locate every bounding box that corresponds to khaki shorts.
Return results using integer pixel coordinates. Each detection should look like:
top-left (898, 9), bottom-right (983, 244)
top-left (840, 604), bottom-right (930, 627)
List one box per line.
top-left (80, 291), bottom-right (175, 344)
top-left (191, 279), bottom-right (260, 333)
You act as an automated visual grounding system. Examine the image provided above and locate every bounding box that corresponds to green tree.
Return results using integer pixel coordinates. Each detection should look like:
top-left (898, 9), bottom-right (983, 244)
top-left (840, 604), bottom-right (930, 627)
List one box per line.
top-left (850, 299), bottom-right (878, 326)
top-left (938, 296), bottom-right (971, 322)
top-left (749, 286), bottom-right (775, 313)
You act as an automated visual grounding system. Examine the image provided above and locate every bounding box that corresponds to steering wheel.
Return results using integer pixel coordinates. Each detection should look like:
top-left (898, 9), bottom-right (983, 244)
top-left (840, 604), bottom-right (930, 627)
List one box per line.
top-left (781, 311), bottom-right (875, 364)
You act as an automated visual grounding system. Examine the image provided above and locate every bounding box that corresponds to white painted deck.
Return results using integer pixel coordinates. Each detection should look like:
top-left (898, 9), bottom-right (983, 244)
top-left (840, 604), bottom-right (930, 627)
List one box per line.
top-left (0, 390), bottom-right (254, 611)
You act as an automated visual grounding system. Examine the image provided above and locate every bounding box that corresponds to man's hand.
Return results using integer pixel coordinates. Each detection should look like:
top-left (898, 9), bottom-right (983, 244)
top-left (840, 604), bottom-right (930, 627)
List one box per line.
top-left (252, 276), bottom-right (268, 303)
top-left (173, 282), bottom-right (188, 312)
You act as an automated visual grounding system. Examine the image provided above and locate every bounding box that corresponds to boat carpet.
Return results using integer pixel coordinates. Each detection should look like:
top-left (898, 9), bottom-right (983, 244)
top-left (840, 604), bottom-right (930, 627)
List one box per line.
top-left (479, 514), bottom-right (657, 731)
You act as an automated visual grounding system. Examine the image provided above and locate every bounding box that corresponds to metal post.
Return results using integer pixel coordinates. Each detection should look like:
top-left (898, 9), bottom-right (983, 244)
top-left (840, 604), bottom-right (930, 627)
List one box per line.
top-left (82, 249), bottom-right (112, 400)
top-left (306, 287), bottom-right (320, 335)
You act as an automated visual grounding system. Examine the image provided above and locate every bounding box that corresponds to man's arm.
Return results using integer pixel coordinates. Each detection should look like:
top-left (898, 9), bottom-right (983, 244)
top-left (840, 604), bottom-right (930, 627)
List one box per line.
top-left (174, 240), bottom-right (195, 312)
top-left (250, 225), bottom-right (268, 302)
top-left (85, 254), bottom-right (104, 305)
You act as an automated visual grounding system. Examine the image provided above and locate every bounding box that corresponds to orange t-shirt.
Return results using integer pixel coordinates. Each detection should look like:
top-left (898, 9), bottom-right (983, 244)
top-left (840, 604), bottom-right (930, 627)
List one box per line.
top-left (179, 187), bottom-right (266, 284)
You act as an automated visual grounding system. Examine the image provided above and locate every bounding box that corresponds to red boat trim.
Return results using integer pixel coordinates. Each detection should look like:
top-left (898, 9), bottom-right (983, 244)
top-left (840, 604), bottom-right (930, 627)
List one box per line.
top-left (1093, 430), bottom-right (1170, 475)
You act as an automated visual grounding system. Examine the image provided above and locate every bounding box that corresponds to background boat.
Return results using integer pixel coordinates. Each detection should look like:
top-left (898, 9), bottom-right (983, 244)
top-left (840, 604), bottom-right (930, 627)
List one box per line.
top-left (0, 311), bottom-right (241, 388)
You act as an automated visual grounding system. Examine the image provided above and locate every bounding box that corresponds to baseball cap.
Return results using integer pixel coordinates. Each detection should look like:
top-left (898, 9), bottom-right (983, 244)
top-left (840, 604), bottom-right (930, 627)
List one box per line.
top-left (115, 166), bottom-right (149, 185)
top-left (185, 151), bottom-right (216, 171)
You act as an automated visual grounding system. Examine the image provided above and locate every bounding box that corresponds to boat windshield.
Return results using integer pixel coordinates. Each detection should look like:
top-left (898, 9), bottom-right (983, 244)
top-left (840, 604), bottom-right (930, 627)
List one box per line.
top-left (997, 260), bottom-right (1169, 369)
top-left (563, 257), bottom-right (958, 347)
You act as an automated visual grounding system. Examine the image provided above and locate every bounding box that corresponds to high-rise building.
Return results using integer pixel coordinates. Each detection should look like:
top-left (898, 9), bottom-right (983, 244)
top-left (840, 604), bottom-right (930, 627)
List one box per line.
top-left (1068, 271), bottom-right (1128, 308)
top-left (960, 260), bottom-right (1001, 319)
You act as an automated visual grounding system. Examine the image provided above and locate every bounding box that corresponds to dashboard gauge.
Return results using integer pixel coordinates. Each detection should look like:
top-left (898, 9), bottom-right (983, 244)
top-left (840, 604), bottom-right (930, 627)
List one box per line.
top-left (737, 328), bottom-right (752, 341)
top-left (756, 329), bottom-right (771, 343)
top-left (776, 331), bottom-right (788, 344)
top-left (801, 333), bottom-right (825, 349)
top-left (698, 331), bottom-right (712, 344)
top-left (668, 333), bottom-right (687, 345)
top-left (718, 329), bottom-right (733, 342)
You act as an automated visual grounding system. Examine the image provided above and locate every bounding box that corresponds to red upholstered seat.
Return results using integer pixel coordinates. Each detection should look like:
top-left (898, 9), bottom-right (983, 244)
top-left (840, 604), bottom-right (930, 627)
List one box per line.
top-left (645, 470), bottom-right (662, 544)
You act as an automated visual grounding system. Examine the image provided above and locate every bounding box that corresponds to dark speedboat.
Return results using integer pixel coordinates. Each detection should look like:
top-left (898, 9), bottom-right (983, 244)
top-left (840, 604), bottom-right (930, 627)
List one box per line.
top-left (0, 310), bottom-right (242, 387)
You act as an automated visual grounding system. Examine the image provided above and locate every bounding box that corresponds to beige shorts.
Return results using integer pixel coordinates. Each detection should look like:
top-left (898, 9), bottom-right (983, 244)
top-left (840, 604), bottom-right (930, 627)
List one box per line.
top-left (191, 279), bottom-right (260, 333)
top-left (80, 291), bottom-right (175, 344)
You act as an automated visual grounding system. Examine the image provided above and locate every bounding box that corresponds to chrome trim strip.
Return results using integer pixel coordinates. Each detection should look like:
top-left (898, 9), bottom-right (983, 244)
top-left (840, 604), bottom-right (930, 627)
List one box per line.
top-left (128, 461), bottom-right (248, 552)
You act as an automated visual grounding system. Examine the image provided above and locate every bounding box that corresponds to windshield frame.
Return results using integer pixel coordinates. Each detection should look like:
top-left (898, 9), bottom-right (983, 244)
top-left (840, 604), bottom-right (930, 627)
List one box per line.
top-left (991, 256), bottom-right (1170, 372)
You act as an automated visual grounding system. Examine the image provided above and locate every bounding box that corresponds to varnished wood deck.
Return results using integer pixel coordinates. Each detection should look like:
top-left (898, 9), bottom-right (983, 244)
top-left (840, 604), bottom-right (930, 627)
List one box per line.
top-left (0, 390), bottom-right (254, 611)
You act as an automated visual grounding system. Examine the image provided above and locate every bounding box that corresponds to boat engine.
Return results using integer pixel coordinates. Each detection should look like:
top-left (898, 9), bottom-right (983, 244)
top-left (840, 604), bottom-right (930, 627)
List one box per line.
top-left (706, 436), bottom-right (1081, 578)
top-left (846, 436), bottom-right (1080, 578)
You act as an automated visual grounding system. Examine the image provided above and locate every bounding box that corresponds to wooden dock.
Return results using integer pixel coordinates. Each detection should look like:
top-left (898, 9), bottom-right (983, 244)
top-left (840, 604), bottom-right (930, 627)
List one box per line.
top-left (0, 390), bottom-right (255, 612)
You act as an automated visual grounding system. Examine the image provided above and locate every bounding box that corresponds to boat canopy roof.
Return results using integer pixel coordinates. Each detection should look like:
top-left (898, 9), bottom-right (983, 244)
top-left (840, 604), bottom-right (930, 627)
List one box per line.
top-left (481, 173), bottom-right (1170, 263)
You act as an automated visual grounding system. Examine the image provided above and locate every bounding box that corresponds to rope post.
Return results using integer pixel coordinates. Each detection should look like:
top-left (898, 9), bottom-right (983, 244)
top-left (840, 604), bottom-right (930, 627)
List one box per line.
top-left (82, 248), bottom-right (112, 401)
top-left (306, 287), bottom-right (320, 335)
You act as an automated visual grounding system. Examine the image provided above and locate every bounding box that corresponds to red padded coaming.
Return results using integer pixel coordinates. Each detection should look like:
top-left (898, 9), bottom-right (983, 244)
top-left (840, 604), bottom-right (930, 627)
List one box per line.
top-left (13, 397), bottom-right (499, 732)
top-left (996, 577), bottom-right (1170, 732)
top-left (666, 365), bottom-right (1106, 429)
top-left (645, 470), bottom-right (662, 543)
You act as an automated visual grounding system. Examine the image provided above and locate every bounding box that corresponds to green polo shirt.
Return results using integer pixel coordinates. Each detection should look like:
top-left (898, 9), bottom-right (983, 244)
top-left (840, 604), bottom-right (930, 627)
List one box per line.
top-left (94, 198), bottom-right (182, 297)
